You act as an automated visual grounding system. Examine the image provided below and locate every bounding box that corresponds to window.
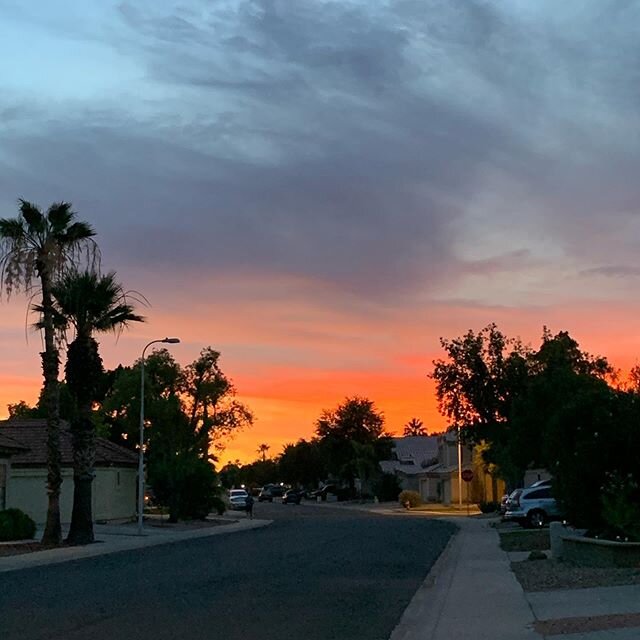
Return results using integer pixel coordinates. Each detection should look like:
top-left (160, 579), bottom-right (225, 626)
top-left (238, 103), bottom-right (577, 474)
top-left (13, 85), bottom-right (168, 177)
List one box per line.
top-left (525, 488), bottom-right (551, 500)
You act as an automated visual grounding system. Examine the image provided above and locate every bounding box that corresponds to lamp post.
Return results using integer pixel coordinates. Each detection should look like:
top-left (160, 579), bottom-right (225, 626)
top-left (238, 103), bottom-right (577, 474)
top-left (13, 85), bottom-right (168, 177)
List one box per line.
top-left (138, 337), bottom-right (180, 535)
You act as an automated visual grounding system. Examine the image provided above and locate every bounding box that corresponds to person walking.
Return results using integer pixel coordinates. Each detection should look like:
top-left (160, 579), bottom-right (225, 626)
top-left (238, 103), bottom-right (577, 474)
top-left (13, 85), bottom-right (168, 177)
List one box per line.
top-left (245, 493), bottom-right (254, 519)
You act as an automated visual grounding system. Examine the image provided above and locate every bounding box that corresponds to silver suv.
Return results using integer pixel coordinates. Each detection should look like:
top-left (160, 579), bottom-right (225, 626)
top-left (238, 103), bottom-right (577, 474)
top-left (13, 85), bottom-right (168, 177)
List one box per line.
top-left (504, 483), bottom-right (562, 528)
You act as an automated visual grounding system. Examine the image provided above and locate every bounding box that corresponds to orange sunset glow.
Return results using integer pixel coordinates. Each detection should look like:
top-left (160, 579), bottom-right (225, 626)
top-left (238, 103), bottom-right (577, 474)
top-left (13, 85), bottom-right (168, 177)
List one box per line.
top-left (2, 2), bottom-right (640, 467)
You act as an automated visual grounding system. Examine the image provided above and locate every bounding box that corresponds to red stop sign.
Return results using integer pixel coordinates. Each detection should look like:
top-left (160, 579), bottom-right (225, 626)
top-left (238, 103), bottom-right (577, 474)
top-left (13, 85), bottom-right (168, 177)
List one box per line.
top-left (461, 469), bottom-right (474, 482)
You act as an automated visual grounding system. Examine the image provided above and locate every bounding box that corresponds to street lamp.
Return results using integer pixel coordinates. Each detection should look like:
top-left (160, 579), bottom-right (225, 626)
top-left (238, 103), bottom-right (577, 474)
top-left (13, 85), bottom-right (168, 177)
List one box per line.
top-left (138, 337), bottom-right (180, 535)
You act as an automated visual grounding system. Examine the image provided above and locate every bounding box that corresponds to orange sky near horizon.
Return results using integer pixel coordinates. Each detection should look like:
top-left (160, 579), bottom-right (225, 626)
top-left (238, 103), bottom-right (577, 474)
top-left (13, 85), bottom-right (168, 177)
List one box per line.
top-left (2, 280), bottom-right (639, 466)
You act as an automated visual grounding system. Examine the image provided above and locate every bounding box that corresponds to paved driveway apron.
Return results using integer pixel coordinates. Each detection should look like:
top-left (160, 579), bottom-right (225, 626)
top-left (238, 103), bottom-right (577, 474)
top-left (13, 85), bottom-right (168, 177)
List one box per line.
top-left (0, 504), bottom-right (455, 640)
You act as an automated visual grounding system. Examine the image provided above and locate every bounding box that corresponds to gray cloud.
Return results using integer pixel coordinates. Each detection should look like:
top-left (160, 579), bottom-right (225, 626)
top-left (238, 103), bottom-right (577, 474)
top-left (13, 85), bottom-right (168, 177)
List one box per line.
top-left (2, 0), bottom-right (640, 308)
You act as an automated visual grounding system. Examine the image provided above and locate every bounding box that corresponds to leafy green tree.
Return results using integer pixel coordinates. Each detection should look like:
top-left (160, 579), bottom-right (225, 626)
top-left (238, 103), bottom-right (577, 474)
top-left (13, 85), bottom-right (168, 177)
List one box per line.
top-left (219, 462), bottom-right (242, 489)
top-left (431, 324), bottom-right (531, 485)
top-left (403, 418), bottom-right (427, 437)
top-left (315, 396), bottom-right (387, 490)
top-left (237, 458), bottom-right (279, 490)
top-left (7, 401), bottom-right (38, 419)
top-left (180, 347), bottom-right (253, 458)
top-left (510, 330), bottom-right (625, 530)
top-left (101, 348), bottom-right (252, 522)
top-left (41, 270), bottom-right (144, 544)
top-left (278, 439), bottom-right (326, 488)
top-left (0, 200), bottom-right (97, 544)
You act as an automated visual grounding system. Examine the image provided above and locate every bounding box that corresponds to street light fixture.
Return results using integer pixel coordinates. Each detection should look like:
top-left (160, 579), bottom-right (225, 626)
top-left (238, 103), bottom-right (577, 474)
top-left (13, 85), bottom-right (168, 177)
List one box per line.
top-left (138, 337), bottom-right (180, 535)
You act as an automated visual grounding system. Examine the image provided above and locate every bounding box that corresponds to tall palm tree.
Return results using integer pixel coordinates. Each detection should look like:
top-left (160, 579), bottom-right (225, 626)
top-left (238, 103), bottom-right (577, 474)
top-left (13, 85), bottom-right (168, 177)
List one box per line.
top-left (257, 443), bottom-right (270, 462)
top-left (0, 200), bottom-right (97, 544)
top-left (38, 270), bottom-right (145, 544)
top-left (403, 418), bottom-right (427, 437)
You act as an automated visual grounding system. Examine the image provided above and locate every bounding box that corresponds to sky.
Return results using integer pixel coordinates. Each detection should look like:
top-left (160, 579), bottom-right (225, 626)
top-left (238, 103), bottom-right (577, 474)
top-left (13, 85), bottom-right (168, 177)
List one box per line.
top-left (1, 0), bottom-right (640, 464)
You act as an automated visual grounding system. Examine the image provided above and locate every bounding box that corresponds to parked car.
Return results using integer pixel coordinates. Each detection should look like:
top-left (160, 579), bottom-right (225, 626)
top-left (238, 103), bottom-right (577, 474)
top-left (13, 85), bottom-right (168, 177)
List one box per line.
top-left (228, 489), bottom-right (249, 511)
top-left (504, 485), bottom-right (562, 528)
top-left (258, 485), bottom-right (285, 502)
top-left (282, 489), bottom-right (304, 504)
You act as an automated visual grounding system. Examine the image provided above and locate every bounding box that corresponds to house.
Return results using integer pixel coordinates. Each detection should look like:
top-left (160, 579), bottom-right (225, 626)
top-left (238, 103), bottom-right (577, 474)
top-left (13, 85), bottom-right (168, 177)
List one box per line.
top-left (381, 431), bottom-right (505, 506)
top-left (0, 419), bottom-right (137, 524)
top-left (380, 435), bottom-right (439, 493)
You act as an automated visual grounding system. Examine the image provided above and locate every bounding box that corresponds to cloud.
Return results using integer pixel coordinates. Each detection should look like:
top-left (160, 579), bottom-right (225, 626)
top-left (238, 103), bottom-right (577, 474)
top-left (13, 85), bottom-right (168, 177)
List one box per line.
top-left (1, 0), bottom-right (640, 312)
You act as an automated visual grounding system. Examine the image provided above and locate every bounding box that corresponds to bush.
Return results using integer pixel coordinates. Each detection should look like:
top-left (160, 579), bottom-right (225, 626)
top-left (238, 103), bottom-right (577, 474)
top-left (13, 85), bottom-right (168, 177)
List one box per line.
top-left (399, 490), bottom-right (422, 508)
top-left (479, 501), bottom-right (500, 514)
top-left (0, 508), bottom-right (36, 541)
top-left (149, 455), bottom-right (224, 521)
top-left (373, 473), bottom-right (401, 502)
top-left (210, 496), bottom-right (226, 516)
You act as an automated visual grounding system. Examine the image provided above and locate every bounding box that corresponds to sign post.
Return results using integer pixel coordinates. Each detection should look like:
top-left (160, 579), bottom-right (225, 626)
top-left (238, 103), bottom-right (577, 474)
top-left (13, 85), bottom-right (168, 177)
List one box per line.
top-left (461, 469), bottom-right (474, 516)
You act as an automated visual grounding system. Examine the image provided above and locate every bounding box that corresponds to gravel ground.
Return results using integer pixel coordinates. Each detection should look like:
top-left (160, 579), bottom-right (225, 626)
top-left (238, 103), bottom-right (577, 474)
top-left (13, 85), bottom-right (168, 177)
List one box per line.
top-left (499, 529), bottom-right (549, 551)
top-left (0, 543), bottom-right (58, 557)
top-left (511, 558), bottom-right (640, 592)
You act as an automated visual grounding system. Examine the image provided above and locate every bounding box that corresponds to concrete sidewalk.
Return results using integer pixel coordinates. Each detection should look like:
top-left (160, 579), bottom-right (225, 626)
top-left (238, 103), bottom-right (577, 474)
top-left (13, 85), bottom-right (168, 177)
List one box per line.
top-left (389, 515), bottom-right (640, 639)
top-left (391, 516), bottom-right (538, 639)
top-left (0, 515), bottom-right (271, 574)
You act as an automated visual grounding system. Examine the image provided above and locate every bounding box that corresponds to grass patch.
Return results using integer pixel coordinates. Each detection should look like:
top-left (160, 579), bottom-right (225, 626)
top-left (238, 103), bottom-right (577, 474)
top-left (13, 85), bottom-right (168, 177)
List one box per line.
top-left (499, 528), bottom-right (550, 551)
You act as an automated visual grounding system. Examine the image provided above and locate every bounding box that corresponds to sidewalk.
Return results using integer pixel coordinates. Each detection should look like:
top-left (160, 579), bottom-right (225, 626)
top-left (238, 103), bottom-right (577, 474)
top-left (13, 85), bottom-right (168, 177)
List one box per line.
top-left (388, 515), bottom-right (640, 640)
top-left (384, 518), bottom-right (640, 640)
top-left (391, 516), bottom-right (538, 639)
top-left (0, 515), bottom-right (272, 574)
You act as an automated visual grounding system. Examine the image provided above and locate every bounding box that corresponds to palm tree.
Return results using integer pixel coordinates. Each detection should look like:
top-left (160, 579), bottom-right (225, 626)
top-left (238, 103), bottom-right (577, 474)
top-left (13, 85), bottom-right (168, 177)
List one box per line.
top-left (0, 200), bottom-right (97, 544)
top-left (257, 443), bottom-right (270, 462)
top-left (38, 270), bottom-right (144, 544)
top-left (403, 418), bottom-right (427, 437)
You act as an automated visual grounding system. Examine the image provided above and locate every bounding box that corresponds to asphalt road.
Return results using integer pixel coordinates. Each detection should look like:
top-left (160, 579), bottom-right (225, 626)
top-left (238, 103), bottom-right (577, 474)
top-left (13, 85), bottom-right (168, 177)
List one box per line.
top-left (0, 503), bottom-right (456, 640)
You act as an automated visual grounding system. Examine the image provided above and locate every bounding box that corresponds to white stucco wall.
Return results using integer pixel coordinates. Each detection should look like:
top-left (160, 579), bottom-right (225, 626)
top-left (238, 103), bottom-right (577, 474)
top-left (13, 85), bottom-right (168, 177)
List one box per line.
top-left (6, 466), bottom-right (136, 524)
top-left (93, 468), bottom-right (136, 521)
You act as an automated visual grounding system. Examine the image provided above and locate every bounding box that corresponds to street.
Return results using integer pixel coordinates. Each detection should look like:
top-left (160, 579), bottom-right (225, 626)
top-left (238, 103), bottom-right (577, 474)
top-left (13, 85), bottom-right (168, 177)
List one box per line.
top-left (0, 503), bottom-right (455, 640)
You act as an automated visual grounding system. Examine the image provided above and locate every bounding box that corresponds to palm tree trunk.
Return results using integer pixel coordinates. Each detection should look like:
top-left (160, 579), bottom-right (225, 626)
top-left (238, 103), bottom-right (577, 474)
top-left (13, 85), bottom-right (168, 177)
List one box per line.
top-left (40, 280), bottom-right (63, 546)
top-left (66, 412), bottom-right (95, 544)
top-left (65, 337), bottom-right (98, 545)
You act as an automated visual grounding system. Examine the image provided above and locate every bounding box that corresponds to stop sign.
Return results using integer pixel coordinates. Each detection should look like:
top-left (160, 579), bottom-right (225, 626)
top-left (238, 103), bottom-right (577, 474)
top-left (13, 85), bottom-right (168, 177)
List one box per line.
top-left (461, 469), bottom-right (474, 482)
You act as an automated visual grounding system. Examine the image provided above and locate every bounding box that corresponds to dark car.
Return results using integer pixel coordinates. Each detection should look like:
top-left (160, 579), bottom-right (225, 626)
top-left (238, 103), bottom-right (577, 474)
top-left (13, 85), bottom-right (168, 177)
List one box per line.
top-left (282, 489), bottom-right (304, 504)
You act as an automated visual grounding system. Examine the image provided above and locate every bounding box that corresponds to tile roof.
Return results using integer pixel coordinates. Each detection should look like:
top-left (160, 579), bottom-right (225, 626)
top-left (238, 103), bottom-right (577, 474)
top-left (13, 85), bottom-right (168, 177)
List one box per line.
top-left (0, 432), bottom-right (28, 453)
top-left (0, 419), bottom-right (138, 467)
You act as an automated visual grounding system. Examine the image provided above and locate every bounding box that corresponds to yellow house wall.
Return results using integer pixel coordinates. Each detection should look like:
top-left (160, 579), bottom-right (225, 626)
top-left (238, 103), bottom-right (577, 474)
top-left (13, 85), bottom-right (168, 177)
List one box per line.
top-left (7, 466), bottom-right (136, 525)
top-left (7, 467), bottom-right (74, 524)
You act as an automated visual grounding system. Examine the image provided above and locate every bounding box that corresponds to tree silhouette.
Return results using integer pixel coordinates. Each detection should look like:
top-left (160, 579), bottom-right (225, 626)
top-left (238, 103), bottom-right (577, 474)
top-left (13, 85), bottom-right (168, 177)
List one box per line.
top-left (403, 418), bottom-right (427, 437)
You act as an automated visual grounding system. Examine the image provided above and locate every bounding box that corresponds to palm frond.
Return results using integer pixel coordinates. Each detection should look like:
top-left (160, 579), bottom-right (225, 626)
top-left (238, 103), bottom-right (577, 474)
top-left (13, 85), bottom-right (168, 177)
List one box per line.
top-left (18, 200), bottom-right (46, 234)
top-left (62, 221), bottom-right (96, 242)
top-left (46, 202), bottom-right (74, 234)
top-left (0, 217), bottom-right (26, 241)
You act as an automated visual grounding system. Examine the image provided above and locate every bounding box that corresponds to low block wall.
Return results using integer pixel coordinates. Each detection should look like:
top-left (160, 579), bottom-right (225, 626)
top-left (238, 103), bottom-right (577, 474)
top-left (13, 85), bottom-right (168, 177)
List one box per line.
top-left (562, 534), bottom-right (640, 568)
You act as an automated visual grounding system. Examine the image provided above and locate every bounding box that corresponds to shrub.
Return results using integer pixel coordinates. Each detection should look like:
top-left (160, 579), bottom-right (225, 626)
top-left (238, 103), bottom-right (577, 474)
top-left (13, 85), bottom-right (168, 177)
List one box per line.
top-left (210, 496), bottom-right (226, 516)
top-left (600, 472), bottom-right (640, 542)
top-left (373, 473), bottom-right (401, 502)
top-left (0, 508), bottom-right (36, 541)
top-left (399, 490), bottom-right (422, 508)
top-left (479, 501), bottom-right (500, 514)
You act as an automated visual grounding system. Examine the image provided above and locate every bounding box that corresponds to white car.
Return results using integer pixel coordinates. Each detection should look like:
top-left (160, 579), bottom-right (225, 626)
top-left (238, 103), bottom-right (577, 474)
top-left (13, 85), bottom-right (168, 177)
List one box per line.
top-left (228, 489), bottom-right (249, 511)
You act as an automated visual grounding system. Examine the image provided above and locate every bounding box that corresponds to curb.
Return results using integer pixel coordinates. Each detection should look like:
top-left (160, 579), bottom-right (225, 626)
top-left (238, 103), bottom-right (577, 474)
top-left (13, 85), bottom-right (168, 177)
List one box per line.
top-left (389, 522), bottom-right (461, 640)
